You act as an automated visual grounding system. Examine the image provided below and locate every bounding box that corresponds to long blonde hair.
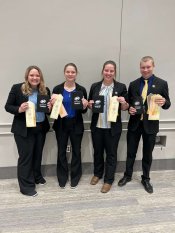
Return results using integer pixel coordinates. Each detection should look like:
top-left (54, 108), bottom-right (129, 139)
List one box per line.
top-left (21, 65), bottom-right (48, 95)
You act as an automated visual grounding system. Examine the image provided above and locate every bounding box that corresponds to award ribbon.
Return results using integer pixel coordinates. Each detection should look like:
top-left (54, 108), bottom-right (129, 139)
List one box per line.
top-left (50, 94), bottom-right (65, 119)
top-left (25, 101), bottom-right (36, 127)
top-left (59, 104), bottom-right (68, 118)
top-left (147, 94), bottom-right (161, 120)
top-left (107, 96), bottom-right (119, 122)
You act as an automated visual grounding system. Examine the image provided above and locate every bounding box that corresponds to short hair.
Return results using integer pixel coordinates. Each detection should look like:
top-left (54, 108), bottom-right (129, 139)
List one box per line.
top-left (140, 56), bottom-right (155, 66)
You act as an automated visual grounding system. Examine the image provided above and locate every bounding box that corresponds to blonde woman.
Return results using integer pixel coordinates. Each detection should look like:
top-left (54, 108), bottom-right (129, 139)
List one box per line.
top-left (5, 66), bottom-right (51, 197)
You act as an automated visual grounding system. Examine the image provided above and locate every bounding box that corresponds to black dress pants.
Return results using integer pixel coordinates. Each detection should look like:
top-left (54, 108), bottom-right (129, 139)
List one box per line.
top-left (91, 128), bottom-right (121, 184)
top-left (55, 118), bottom-right (83, 187)
top-left (14, 124), bottom-right (46, 194)
top-left (125, 121), bottom-right (156, 180)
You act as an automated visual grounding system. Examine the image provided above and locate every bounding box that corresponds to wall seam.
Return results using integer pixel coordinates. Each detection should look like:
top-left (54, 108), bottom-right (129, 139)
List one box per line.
top-left (118, 0), bottom-right (124, 81)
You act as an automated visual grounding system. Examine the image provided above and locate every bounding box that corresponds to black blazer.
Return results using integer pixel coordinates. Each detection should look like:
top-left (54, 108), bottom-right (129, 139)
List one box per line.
top-left (52, 82), bottom-right (87, 135)
top-left (5, 83), bottom-right (50, 137)
top-left (88, 80), bottom-right (128, 136)
top-left (127, 75), bottom-right (171, 134)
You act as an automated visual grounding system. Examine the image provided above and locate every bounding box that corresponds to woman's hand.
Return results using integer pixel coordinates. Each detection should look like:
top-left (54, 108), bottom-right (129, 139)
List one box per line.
top-left (82, 97), bottom-right (88, 109)
top-left (88, 100), bottom-right (94, 109)
top-left (129, 106), bottom-right (137, 115)
top-left (47, 100), bottom-right (52, 112)
top-left (18, 102), bottom-right (29, 113)
top-left (117, 96), bottom-right (126, 104)
top-left (117, 96), bottom-right (129, 110)
top-left (50, 94), bottom-right (58, 106)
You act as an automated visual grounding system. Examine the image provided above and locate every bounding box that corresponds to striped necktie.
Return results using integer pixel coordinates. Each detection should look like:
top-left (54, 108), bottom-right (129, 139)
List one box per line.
top-left (141, 79), bottom-right (148, 103)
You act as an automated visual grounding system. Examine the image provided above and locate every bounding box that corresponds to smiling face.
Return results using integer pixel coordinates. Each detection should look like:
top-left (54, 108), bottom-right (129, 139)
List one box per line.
top-left (102, 63), bottom-right (116, 85)
top-left (27, 68), bottom-right (41, 88)
top-left (140, 59), bottom-right (154, 79)
top-left (64, 65), bottom-right (77, 83)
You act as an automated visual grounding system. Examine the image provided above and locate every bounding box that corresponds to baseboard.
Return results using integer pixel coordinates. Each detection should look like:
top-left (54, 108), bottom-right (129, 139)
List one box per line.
top-left (0, 159), bottom-right (175, 179)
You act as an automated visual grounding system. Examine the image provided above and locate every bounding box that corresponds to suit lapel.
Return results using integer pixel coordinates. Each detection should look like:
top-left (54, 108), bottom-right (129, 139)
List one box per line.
top-left (96, 81), bottom-right (103, 94)
top-left (21, 94), bottom-right (28, 102)
top-left (135, 79), bottom-right (141, 96)
top-left (18, 84), bottom-right (28, 103)
top-left (113, 81), bottom-right (119, 96)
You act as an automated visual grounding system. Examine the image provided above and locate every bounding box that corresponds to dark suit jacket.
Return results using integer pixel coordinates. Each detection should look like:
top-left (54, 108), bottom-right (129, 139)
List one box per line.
top-left (127, 75), bottom-right (171, 134)
top-left (52, 82), bottom-right (87, 135)
top-left (5, 83), bottom-right (50, 137)
top-left (88, 80), bottom-right (128, 136)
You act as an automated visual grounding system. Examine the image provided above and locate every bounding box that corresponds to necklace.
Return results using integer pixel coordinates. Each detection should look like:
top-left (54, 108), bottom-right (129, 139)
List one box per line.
top-left (64, 83), bottom-right (75, 92)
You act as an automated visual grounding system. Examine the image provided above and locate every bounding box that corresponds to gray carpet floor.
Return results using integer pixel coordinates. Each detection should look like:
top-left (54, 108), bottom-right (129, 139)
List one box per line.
top-left (0, 170), bottom-right (175, 233)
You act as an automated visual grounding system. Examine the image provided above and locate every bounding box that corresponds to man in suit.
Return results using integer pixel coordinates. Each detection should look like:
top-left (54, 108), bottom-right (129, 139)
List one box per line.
top-left (118, 56), bottom-right (171, 193)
